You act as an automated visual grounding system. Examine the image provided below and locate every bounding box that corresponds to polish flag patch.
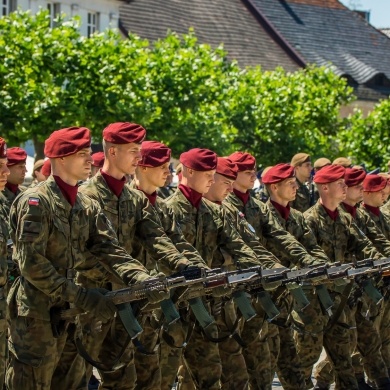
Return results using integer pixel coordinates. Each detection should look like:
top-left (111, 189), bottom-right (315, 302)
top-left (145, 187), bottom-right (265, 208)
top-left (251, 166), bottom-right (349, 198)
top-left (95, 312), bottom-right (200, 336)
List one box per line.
top-left (28, 197), bottom-right (40, 206)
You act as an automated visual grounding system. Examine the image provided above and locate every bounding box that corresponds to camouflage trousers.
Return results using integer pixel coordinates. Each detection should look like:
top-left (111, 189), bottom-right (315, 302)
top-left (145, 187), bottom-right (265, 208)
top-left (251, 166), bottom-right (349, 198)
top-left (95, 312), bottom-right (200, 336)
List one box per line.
top-left (268, 292), bottom-right (306, 390)
top-left (315, 298), bottom-right (388, 385)
top-left (0, 290), bottom-right (7, 388)
top-left (377, 296), bottom-right (390, 370)
top-left (293, 286), bottom-right (359, 390)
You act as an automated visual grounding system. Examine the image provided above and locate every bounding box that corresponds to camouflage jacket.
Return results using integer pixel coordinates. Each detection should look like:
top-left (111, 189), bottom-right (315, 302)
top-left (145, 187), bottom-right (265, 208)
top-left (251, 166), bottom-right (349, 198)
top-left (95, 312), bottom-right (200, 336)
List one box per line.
top-left (266, 200), bottom-right (329, 267)
top-left (157, 186), bottom-right (176, 200)
top-left (0, 192), bottom-right (9, 287)
top-left (304, 201), bottom-right (381, 263)
top-left (225, 193), bottom-right (320, 268)
top-left (3, 185), bottom-right (26, 215)
top-left (9, 176), bottom-right (148, 320)
top-left (290, 179), bottom-right (311, 213)
top-left (340, 203), bottom-right (390, 257)
top-left (360, 205), bottom-right (390, 242)
top-left (79, 172), bottom-right (195, 275)
top-left (165, 189), bottom-right (259, 269)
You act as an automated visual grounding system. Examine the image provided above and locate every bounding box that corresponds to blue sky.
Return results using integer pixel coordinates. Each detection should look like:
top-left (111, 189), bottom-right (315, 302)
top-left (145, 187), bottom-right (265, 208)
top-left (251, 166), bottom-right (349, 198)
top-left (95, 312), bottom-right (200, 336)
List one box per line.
top-left (339, 0), bottom-right (390, 28)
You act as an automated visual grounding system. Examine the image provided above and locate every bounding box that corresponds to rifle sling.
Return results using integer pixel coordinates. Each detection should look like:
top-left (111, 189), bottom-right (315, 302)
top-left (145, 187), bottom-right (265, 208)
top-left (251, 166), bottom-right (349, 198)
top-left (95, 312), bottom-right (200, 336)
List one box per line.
top-left (325, 282), bottom-right (354, 332)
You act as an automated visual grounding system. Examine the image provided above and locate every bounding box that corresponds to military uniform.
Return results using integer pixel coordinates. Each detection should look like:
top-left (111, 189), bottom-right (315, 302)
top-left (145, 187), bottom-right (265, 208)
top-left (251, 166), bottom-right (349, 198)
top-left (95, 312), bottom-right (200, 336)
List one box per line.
top-left (290, 178), bottom-right (311, 212)
top-left (157, 185), bottom-right (176, 199)
top-left (3, 185), bottom-right (26, 214)
top-left (303, 200), bottom-right (381, 390)
top-left (5, 176), bottom-right (149, 390)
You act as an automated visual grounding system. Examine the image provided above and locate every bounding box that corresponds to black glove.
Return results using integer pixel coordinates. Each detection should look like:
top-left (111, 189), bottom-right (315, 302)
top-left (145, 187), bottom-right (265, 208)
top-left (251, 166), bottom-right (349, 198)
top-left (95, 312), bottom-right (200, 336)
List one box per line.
top-left (74, 288), bottom-right (117, 322)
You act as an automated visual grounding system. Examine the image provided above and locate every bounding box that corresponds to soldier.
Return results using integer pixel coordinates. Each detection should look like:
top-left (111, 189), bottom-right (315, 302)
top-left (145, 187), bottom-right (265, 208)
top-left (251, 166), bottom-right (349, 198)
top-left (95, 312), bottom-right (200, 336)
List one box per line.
top-left (60, 125), bottom-right (208, 390)
top-left (314, 158), bottom-right (331, 173)
top-left (40, 159), bottom-right (51, 179)
top-left (0, 138), bottom-right (10, 387)
top-left (90, 151), bottom-right (104, 177)
top-left (30, 159), bottom-right (45, 187)
top-left (314, 168), bottom-right (390, 389)
top-left (4, 147), bottom-right (27, 212)
top-left (5, 126), bottom-right (165, 390)
top-left (254, 166), bottom-right (272, 203)
top-left (303, 164), bottom-right (382, 390)
top-left (164, 148), bottom-right (263, 389)
top-left (290, 152), bottom-right (312, 212)
top-left (262, 163), bottom-right (330, 389)
top-left (333, 157), bottom-right (352, 168)
top-left (157, 163), bottom-right (176, 199)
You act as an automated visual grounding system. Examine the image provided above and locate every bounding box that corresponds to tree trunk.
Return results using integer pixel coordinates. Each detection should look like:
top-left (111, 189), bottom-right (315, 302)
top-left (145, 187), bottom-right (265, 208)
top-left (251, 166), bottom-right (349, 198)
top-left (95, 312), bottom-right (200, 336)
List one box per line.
top-left (33, 136), bottom-right (45, 162)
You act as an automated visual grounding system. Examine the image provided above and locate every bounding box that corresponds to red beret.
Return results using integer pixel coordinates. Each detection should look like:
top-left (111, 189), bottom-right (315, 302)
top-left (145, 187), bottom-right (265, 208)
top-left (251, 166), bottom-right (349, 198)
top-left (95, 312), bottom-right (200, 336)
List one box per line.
top-left (344, 168), bottom-right (366, 187)
top-left (91, 152), bottom-right (105, 168)
top-left (313, 164), bottom-right (345, 184)
top-left (180, 148), bottom-right (217, 171)
top-left (139, 141), bottom-right (171, 168)
top-left (41, 159), bottom-right (51, 177)
top-left (103, 122), bottom-right (146, 145)
top-left (363, 174), bottom-right (387, 192)
top-left (228, 152), bottom-right (256, 171)
top-left (7, 147), bottom-right (27, 166)
top-left (216, 157), bottom-right (238, 180)
top-left (262, 163), bottom-right (295, 184)
top-left (0, 138), bottom-right (7, 159)
top-left (44, 127), bottom-right (91, 158)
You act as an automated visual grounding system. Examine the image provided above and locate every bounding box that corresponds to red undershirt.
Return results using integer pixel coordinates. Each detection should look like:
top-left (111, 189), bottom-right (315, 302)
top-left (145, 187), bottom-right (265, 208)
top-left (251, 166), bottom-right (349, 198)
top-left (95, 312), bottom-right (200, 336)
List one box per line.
top-left (363, 203), bottom-right (381, 217)
top-left (137, 187), bottom-right (157, 206)
top-left (53, 175), bottom-right (78, 206)
top-left (101, 170), bottom-right (126, 198)
top-left (342, 202), bottom-right (357, 219)
top-left (321, 203), bottom-right (339, 221)
top-left (179, 184), bottom-right (203, 209)
top-left (270, 200), bottom-right (290, 221)
top-left (233, 188), bottom-right (250, 206)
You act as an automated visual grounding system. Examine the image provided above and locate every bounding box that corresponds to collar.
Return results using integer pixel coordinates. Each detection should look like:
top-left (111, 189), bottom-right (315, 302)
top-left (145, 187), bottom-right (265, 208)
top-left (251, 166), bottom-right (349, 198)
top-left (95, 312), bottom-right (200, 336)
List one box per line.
top-left (53, 175), bottom-right (78, 206)
top-left (138, 187), bottom-right (157, 206)
top-left (270, 200), bottom-right (290, 221)
top-left (101, 170), bottom-right (126, 198)
top-left (233, 188), bottom-right (250, 206)
top-left (178, 184), bottom-right (203, 209)
top-left (321, 203), bottom-right (339, 221)
top-left (5, 182), bottom-right (19, 195)
top-left (363, 203), bottom-right (381, 217)
top-left (342, 202), bottom-right (357, 219)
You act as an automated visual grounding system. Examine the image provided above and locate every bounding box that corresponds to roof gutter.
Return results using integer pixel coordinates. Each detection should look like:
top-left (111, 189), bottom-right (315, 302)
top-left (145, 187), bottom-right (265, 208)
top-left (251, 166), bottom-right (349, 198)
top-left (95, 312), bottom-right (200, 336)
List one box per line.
top-left (241, 0), bottom-right (307, 68)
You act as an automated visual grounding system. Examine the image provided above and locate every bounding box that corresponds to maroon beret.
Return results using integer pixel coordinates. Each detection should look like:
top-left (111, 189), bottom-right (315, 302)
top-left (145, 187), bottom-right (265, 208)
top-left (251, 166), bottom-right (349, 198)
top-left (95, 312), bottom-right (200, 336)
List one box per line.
top-left (313, 164), bottom-right (345, 184)
top-left (180, 148), bottom-right (217, 171)
top-left (91, 152), bottom-right (105, 168)
top-left (44, 127), bottom-right (91, 158)
top-left (344, 168), bottom-right (366, 187)
top-left (262, 163), bottom-right (295, 184)
top-left (363, 174), bottom-right (387, 192)
top-left (139, 141), bottom-right (171, 168)
top-left (103, 122), bottom-right (146, 145)
top-left (7, 147), bottom-right (27, 166)
top-left (228, 152), bottom-right (256, 171)
top-left (0, 138), bottom-right (7, 159)
top-left (41, 159), bottom-right (51, 177)
top-left (216, 157), bottom-right (238, 180)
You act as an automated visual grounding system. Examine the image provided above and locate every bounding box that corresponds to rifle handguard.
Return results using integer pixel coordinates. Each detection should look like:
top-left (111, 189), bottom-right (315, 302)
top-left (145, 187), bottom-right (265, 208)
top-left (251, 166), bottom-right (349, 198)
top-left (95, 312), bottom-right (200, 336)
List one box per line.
top-left (362, 279), bottom-right (383, 305)
top-left (232, 291), bottom-right (257, 322)
top-left (188, 297), bottom-right (215, 329)
top-left (160, 299), bottom-right (181, 325)
top-left (256, 291), bottom-right (280, 321)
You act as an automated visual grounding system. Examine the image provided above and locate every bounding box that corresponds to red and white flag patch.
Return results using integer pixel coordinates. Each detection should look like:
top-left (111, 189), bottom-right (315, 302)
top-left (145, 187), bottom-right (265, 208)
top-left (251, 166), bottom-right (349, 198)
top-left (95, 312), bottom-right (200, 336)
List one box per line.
top-left (28, 197), bottom-right (40, 206)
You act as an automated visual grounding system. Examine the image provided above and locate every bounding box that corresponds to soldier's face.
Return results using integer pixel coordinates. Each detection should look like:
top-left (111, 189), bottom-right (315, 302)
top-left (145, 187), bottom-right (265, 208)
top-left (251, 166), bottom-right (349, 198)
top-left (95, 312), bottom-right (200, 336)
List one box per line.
top-left (207, 173), bottom-right (234, 202)
top-left (0, 158), bottom-right (10, 190)
top-left (363, 190), bottom-right (386, 207)
top-left (62, 148), bottom-right (92, 181)
top-left (327, 179), bottom-right (347, 202)
top-left (144, 162), bottom-right (170, 188)
top-left (275, 177), bottom-right (298, 202)
top-left (346, 184), bottom-right (363, 205)
top-left (186, 169), bottom-right (216, 194)
top-left (235, 170), bottom-right (256, 191)
top-left (295, 162), bottom-right (312, 181)
top-left (112, 143), bottom-right (142, 176)
top-left (7, 162), bottom-right (27, 185)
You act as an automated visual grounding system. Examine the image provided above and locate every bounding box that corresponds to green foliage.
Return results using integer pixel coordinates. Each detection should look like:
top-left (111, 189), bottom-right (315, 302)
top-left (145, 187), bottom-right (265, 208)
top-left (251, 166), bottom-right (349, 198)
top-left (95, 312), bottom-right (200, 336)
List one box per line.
top-left (0, 10), bottom-right (362, 164)
top-left (338, 99), bottom-right (390, 170)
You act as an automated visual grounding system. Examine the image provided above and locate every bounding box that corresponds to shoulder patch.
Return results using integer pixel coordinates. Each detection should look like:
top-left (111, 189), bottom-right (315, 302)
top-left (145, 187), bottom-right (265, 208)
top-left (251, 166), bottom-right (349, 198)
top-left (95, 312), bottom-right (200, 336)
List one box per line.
top-left (28, 197), bottom-right (40, 206)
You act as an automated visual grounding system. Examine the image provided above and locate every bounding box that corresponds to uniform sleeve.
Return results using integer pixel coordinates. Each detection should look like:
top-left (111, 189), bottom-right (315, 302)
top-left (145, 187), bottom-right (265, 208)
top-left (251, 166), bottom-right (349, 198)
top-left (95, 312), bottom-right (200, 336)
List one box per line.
top-left (10, 195), bottom-right (81, 302)
top-left (256, 200), bottom-right (320, 267)
top-left (361, 211), bottom-right (390, 257)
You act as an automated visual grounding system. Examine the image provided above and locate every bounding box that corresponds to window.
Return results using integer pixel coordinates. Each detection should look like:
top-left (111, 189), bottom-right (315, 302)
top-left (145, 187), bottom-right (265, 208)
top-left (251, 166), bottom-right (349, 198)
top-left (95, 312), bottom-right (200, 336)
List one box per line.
top-left (2, 0), bottom-right (16, 16)
top-left (47, 2), bottom-right (61, 27)
top-left (87, 12), bottom-right (99, 37)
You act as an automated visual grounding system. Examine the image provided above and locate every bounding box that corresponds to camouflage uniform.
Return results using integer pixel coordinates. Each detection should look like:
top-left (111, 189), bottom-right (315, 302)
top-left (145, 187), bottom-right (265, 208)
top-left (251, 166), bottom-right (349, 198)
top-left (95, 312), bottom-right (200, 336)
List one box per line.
top-left (157, 185), bottom-right (176, 199)
top-left (303, 201), bottom-right (382, 390)
top-left (266, 200), bottom-right (329, 389)
top-left (3, 185), bottom-right (26, 215)
top-left (290, 179), bottom-right (311, 213)
top-left (5, 176), bottom-right (149, 390)
top-left (164, 189), bottom-right (260, 389)
top-left (254, 186), bottom-right (269, 203)
top-left (0, 192), bottom-right (9, 387)
top-left (56, 171), bottom-right (201, 390)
